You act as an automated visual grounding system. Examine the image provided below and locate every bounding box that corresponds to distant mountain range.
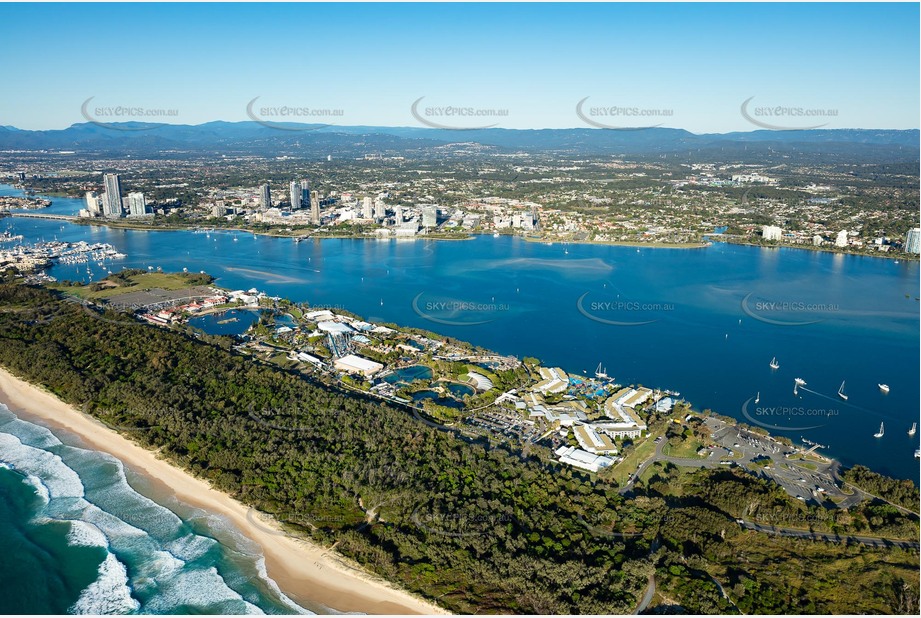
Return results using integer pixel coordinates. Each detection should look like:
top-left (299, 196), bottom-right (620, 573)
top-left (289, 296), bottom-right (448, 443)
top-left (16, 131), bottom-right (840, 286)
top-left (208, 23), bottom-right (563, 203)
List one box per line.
top-left (1, 122), bottom-right (917, 161)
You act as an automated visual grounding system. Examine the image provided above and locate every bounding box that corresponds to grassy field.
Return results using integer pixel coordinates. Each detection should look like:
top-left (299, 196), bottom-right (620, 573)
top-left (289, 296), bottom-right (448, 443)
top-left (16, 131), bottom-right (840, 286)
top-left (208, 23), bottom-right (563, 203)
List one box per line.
top-left (662, 437), bottom-right (707, 459)
top-left (608, 427), bottom-right (665, 486)
top-left (52, 272), bottom-right (212, 300)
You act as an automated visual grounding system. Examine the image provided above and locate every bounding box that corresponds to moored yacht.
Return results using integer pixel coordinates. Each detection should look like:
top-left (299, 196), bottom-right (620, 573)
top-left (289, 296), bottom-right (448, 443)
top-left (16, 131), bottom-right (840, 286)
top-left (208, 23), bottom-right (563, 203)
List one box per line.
top-left (594, 362), bottom-right (609, 379)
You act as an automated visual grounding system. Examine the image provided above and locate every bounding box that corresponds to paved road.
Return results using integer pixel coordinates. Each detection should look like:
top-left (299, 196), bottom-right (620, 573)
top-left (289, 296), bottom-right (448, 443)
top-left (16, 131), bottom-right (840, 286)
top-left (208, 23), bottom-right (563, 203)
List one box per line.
top-left (8, 212), bottom-right (76, 221)
top-left (619, 440), bottom-right (666, 495)
top-left (738, 519), bottom-right (920, 551)
top-left (635, 572), bottom-right (655, 614)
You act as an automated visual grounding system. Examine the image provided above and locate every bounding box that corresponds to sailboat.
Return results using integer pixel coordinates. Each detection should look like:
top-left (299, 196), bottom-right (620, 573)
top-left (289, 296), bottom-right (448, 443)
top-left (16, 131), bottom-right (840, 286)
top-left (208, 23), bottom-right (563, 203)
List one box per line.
top-left (837, 381), bottom-right (848, 401)
top-left (754, 391), bottom-right (760, 404)
top-left (769, 357), bottom-right (780, 369)
top-left (594, 362), bottom-right (609, 379)
top-left (909, 423), bottom-right (917, 436)
top-left (874, 422), bottom-right (884, 438)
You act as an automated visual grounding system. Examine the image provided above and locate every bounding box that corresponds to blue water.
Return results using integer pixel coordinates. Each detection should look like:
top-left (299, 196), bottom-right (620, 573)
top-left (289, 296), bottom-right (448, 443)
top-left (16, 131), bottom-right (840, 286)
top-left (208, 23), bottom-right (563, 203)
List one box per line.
top-left (0, 184), bottom-right (86, 216)
top-left (411, 391), bottom-right (464, 409)
top-left (0, 405), bottom-right (313, 614)
top-left (444, 382), bottom-right (475, 398)
top-left (188, 309), bottom-right (261, 337)
top-left (383, 365), bottom-right (434, 385)
top-left (2, 185), bottom-right (919, 482)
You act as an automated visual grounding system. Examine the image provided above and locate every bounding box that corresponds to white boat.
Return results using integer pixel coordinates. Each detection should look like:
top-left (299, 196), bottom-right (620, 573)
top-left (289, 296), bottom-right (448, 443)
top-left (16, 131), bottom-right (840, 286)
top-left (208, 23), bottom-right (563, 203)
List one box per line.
top-left (493, 232), bottom-right (500, 238)
top-left (754, 391), bottom-right (760, 404)
top-left (769, 357), bottom-right (780, 369)
top-left (837, 380), bottom-right (848, 401)
top-left (915, 448), bottom-right (920, 459)
top-left (878, 384), bottom-right (890, 393)
top-left (874, 422), bottom-right (884, 438)
top-left (794, 377), bottom-right (806, 386)
top-left (594, 362), bottom-right (609, 379)
top-left (909, 423), bottom-right (917, 436)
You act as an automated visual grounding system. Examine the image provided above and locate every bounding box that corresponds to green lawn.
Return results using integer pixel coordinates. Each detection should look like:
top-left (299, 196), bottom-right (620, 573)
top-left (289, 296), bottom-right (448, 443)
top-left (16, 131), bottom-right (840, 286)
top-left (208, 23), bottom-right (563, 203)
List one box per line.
top-left (608, 429), bottom-right (663, 486)
top-left (662, 437), bottom-right (706, 459)
top-left (52, 272), bottom-right (210, 300)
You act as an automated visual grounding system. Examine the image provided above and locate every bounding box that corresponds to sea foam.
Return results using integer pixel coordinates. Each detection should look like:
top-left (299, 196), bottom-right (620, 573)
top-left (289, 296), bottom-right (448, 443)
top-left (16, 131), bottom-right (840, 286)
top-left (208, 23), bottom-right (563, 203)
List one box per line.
top-left (69, 553), bottom-right (140, 615)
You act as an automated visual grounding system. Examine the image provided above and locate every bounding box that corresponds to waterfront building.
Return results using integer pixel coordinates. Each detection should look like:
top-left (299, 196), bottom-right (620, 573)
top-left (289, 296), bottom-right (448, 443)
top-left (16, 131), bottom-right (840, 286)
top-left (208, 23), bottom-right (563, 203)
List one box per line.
top-left (259, 183), bottom-right (272, 209)
top-left (102, 173), bottom-right (123, 218)
top-left (395, 220), bottom-right (420, 236)
top-left (373, 198), bottom-right (385, 219)
top-left (126, 192), bottom-right (147, 217)
top-left (534, 367), bottom-right (569, 394)
top-left (362, 196), bottom-right (374, 219)
top-left (289, 181), bottom-right (301, 209)
top-left (289, 180), bottom-right (309, 210)
top-left (310, 193), bottom-right (321, 225)
top-left (762, 225), bottom-right (782, 241)
top-left (84, 191), bottom-right (100, 215)
top-left (835, 230), bottom-right (848, 247)
top-left (422, 205), bottom-right (438, 229)
top-left (905, 227), bottom-right (921, 254)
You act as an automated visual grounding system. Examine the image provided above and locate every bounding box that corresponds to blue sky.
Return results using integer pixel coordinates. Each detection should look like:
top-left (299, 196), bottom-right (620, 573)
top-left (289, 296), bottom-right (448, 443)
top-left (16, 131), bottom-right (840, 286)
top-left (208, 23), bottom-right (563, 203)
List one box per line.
top-left (1, 2), bottom-right (918, 132)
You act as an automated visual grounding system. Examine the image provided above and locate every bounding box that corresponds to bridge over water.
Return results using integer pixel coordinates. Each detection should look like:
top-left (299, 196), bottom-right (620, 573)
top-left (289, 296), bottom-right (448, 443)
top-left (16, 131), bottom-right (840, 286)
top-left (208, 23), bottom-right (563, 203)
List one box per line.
top-left (5, 212), bottom-right (78, 222)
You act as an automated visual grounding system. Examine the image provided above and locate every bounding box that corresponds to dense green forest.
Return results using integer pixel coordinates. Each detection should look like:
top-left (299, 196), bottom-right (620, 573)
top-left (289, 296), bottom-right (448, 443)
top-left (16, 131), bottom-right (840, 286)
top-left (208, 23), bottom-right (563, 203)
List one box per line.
top-left (843, 466), bottom-right (921, 512)
top-left (0, 279), bottom-right (917, 614)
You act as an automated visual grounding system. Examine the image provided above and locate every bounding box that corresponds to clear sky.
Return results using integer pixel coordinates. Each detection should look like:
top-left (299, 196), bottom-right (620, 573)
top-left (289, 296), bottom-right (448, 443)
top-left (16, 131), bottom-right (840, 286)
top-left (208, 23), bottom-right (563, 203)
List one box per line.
top-left (1, 2), bottom-right (918, 132)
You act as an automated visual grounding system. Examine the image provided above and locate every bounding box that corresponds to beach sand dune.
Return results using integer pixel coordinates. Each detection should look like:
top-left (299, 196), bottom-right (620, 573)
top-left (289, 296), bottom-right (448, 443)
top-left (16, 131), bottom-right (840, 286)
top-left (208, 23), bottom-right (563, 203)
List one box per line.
top-left (0, 367), bottom-right (447, 616)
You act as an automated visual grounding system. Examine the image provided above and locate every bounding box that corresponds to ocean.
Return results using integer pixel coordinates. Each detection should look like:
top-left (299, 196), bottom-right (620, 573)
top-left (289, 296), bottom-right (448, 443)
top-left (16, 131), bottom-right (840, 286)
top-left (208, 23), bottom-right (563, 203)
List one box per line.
top-left (0, 404), bottom-right (314, 614)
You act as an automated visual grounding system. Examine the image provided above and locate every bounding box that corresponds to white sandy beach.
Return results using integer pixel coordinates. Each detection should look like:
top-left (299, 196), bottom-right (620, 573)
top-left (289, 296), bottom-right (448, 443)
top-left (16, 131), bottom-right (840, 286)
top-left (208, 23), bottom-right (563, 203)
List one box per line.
top-left (0, 366), bottom-right (447, 616)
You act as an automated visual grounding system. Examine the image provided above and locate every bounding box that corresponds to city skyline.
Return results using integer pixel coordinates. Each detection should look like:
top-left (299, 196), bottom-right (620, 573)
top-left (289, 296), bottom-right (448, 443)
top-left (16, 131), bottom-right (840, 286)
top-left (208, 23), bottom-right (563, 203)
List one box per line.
top-left (0, 2), bottom-right (918, 132)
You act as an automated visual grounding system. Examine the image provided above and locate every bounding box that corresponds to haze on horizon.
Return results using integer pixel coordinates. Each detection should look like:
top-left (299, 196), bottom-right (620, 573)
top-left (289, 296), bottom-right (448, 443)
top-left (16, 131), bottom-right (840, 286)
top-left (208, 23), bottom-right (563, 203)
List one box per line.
top-left (1, 2), bottom-right (918, 133)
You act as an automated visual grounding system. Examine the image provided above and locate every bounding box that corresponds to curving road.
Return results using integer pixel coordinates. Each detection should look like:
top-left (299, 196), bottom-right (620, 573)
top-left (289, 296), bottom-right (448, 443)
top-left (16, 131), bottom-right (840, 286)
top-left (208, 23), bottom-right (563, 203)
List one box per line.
top-left (737, 519), bottom-right (919, 551)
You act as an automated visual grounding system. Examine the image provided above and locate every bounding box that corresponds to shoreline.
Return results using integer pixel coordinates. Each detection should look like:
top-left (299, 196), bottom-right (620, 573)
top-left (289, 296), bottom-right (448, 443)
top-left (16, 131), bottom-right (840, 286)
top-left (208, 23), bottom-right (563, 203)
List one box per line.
top-left (711, 237), bottom-right (920, 262)
top-left (7, 204), bottom-right (914, 261)
top-left (0, 366), bottom-right (447, 616)
top-left (520, 235), bottom-right (710, 249)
